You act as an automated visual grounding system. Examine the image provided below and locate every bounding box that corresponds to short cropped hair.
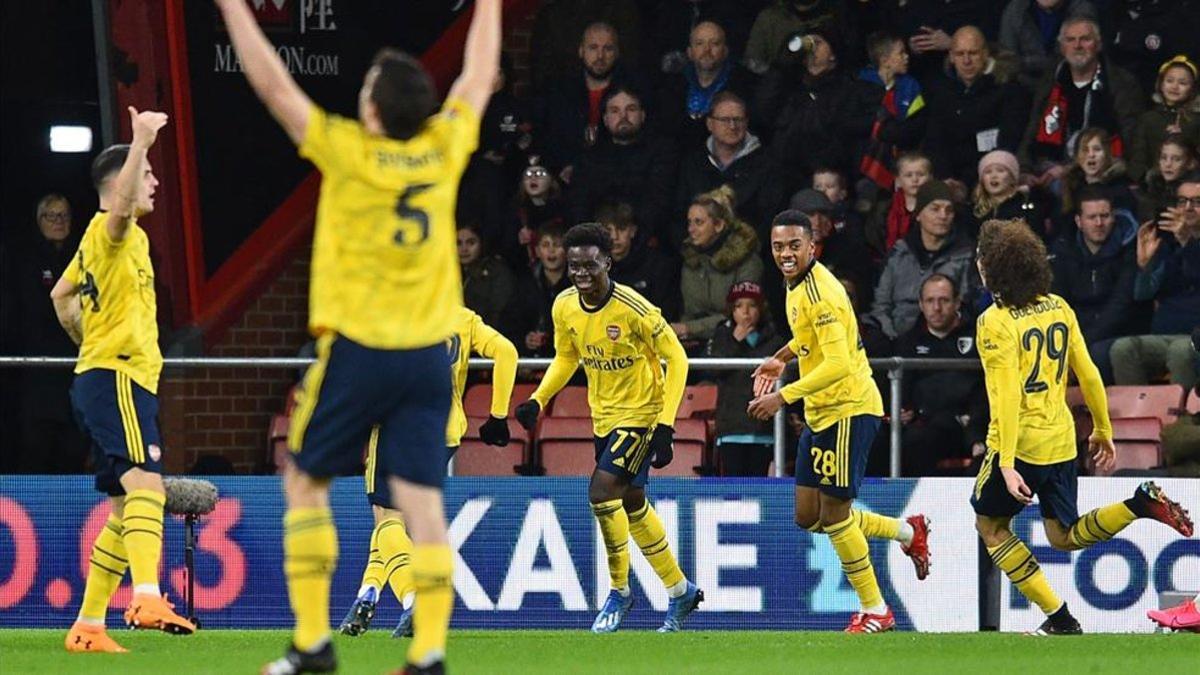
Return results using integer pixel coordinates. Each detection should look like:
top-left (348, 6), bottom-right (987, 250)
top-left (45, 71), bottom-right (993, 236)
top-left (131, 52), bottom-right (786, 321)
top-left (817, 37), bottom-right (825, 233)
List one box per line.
top-left (770, 209), bottom-right (814, 236)
top-left (370, 48), bottom-right (437, 140)
top-left (563, 222), bottom-right (613, 257)
top-left (91, 144), bottom-right (130, 191)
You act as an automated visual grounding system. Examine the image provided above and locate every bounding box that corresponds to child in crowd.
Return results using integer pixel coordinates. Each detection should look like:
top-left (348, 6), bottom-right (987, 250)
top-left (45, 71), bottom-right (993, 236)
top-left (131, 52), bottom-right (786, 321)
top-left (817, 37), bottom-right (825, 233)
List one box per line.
top-left (1139, 134), bottom-right (1199, 222)
top-left (971, 150), bottom-right (1050, 239)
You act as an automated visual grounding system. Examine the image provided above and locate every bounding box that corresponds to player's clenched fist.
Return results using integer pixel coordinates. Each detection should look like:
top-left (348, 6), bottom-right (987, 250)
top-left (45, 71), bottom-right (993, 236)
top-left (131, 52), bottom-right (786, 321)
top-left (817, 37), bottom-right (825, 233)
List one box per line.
top-left (514, 400), bottom-right (541, 431)
top-left (648, 425), bottom-right (674, 468)
top-left (478, 416), bottom-right (510, 446)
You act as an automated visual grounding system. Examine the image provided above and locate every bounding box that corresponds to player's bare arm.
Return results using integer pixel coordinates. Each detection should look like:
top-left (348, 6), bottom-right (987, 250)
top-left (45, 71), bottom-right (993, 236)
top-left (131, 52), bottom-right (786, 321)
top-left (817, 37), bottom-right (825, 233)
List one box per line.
top-left (446, 0), bottom-right (503, 115)
top-left (216, 0), bottom-right (312, 144)
top-left (107, 107), bottom-right (167, 242)
top-left (49, 277), bottom-right (83, 346)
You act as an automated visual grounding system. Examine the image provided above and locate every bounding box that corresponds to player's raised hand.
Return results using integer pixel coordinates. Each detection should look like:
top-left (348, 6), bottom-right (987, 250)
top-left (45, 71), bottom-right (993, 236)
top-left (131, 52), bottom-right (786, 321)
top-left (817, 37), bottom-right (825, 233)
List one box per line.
top-left (1000, 466), bottom-right (1033, 505)
top-left (128, 107), bottom-right (168, 148)
top-left (1087, 433), bottom-right (1116, 473)
top-left (514, 400), bottom-right (540, 432)
top-left (752, 356), bottom-right (785, 397)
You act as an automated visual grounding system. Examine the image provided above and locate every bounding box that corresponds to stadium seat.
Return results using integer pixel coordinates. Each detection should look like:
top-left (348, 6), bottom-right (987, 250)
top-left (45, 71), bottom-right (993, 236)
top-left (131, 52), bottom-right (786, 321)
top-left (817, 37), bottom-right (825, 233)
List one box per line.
top-left (1105, 385), bottom-right (1186, 426)
top-left (550, 386), bottom-right (591, 417)
top-left (1087, 416), bottom-right (1163, 476)
top-left (454, 416), bottom-right (531, 476)
top-left (537, 417), bottom-right (596, 476)
top-left (652, 418), bottom-right (706, 477)
top-left (463, 382), bottom-right (540, 418)
top-left (677, 385), bottom-right (718, 418)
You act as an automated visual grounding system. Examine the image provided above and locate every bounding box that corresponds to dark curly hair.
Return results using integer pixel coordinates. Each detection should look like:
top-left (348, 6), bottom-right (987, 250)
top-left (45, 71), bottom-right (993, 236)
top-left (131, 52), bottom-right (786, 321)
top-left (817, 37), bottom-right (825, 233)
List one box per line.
top-left (977, 218), bottom-right (1052, 309)
top-left (563, 222), bottom-right (613, 257)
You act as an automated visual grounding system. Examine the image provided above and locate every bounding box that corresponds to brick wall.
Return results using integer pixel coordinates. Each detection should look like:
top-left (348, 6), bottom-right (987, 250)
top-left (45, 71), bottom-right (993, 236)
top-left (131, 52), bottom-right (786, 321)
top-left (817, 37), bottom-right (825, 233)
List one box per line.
top-left (159, 249), bottom-right (311, 475)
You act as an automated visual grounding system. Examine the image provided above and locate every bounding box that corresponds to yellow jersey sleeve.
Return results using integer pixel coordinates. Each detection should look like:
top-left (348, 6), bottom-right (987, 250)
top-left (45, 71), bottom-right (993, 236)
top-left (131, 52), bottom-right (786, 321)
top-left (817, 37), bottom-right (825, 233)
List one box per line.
top-left (978, 310), bottom-right (1022, 467)
top-left (633, 305), bottom-right (688, 427)
top-left (532, 293), bottom-right (580, 408)
top-left (299, 104), bottom-right (363, 175)
top-left (1065, 303), bottom-right (1112, 440)
top-left (469, 313), bottom-right (519, 418)
top-left (425, 97), bottom-right (482, 168)
top-left (780, 298), bottom-right (851, 404)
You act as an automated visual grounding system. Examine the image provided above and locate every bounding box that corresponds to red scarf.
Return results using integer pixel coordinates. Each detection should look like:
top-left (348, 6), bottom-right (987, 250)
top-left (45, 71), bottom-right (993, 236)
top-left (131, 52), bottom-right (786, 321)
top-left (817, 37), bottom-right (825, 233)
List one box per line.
top-left (885, 190), bottom-right (913, 252)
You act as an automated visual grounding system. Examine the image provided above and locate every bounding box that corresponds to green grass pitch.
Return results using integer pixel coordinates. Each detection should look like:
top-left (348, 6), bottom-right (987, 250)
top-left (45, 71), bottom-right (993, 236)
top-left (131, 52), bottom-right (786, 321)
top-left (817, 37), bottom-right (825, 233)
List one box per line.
top-left (2, 629), bottom-right (1197, 674)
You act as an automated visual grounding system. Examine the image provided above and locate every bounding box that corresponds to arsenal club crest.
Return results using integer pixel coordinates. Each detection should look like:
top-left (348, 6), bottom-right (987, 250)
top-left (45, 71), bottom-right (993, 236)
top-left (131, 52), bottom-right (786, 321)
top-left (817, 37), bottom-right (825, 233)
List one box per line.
top-left (607, 325), bottom-right (621, 341)
top-left (957, 337), bottom-right (975, 355)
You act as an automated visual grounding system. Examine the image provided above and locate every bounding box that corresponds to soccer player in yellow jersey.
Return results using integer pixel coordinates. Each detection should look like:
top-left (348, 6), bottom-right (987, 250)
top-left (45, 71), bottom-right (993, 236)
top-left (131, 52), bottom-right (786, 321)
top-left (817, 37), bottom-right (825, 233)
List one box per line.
top-left (51, 108), bottom-right (197, 653)
top-left (971, 219), bottom-right (1193, 635)
top-left (513, 223), bottom-right (704, 633)
top-left (340, 306), bottom-right (518, 638)
top-left (216, 1), bottom-right (502, 672)
top-left (748, 210), bottom-right (932, 633)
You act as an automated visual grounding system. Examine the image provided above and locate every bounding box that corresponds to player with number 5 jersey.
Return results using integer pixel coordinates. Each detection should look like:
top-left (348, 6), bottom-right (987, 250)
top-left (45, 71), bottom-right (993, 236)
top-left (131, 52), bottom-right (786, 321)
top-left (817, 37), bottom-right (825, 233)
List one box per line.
top-left (971, 219), bottom-right (1193, 636)
top-left (215, 1), bottom-right (503, 673)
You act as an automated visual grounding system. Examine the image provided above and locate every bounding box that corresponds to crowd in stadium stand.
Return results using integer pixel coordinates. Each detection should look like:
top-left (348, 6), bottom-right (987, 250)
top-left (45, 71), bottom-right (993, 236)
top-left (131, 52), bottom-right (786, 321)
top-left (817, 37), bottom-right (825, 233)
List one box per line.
top-left (6, 1), bottom-right (1200, 477)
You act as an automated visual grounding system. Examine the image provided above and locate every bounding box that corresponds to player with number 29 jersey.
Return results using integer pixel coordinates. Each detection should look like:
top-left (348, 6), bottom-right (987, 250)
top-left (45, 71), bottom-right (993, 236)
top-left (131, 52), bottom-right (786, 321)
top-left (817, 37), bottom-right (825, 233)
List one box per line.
top-left (299, 100), bottom-right (479, 350)
top-left (975, 293), bottom-right (1107, 467)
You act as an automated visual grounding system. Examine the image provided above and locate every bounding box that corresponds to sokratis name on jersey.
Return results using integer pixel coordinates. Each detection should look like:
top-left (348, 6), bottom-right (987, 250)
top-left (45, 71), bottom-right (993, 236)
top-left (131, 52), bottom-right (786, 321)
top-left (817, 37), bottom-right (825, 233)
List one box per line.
top-left (1006, 296), bottom-right (1063, 320)
top-left (374, 147), bottom-right (443, 169)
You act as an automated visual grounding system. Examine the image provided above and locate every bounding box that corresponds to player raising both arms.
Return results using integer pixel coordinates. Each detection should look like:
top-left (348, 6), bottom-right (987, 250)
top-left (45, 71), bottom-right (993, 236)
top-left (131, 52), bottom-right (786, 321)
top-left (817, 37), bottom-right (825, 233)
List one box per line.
top-left (216, 0), bottom-right (502, 673)
top-left (747, 210), bottom-right (931, 633)
top-left (514, 223), bottom-right (704, 633)
top-left (55, 108), bottom-right (197, 653)
top-left (340, 306), bottom-right (518, 638)
top-left (970, 218), bottom-right (1193, 635)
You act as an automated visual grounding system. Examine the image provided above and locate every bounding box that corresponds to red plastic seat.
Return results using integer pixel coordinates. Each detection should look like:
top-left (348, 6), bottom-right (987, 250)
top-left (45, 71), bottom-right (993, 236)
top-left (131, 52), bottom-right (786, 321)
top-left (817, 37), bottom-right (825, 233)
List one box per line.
top-left (538, 416), bottom-right (598, 476)
top-left (453, 440), bottom-right (526, 476)
top-left (678, 385), bottom-right (719, 419)
top-left (550, 386), bottom-right (591, 417)
top-left (463, 383), bottom-right (540, 419)
top-left (1106, 385), bottom-right (1186, 426)
top-left (1086, 416), bottom-right (1164, 475)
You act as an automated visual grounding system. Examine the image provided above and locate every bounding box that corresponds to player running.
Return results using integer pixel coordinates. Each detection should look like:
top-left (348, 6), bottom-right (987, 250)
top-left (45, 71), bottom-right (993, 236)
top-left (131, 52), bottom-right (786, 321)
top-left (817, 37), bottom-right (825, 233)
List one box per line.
top-left (970, 218), bottom-right (1193, 635)
top-left (747, 210), bottom-right (931, 633)
top-left (54, 108), bottom-right (197, 653)
top-left (514, 223), bottom-right (704, 633)
top-left (340, 306), bottom-right (518, 638)
top-left (216, 0), bottom-right (502, 672)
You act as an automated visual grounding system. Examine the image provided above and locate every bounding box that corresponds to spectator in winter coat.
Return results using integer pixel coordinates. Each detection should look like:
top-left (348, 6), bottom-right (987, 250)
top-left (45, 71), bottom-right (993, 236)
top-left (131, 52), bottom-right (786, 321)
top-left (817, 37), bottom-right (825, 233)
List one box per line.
top-left (505, 225), bottom-right (571, 357)
top-left (970, 150), bottom-right (1053, 240)
top-left (869, 180), bottom-right (978, 339)
top-left (998, 0), bottom-right (1097, 89)
top-left (1055, 127), bottom-right (1138, 238)
top-left (706, 281), bottom-right (785, 476)
top-left (569, 85), bottom-right (678, 241)
top-left (856, 32), bottom-right (927, 194)
top-left (597, 200), bottom-right (682, 321)
top-left (1018, 16), bottom-right (1143, 183)
top-left (674, 92), bottom-right (785, 245)
top-left (1110, 174), bottom-right (1200, 391)
top-left (923, 26), bottom-right (1030, 188)
top-left (502, 157), bottom-right (568, 269)
top-left (1128, 55), bottom-right (1200, 184)
top-left (865, 152), bottom-right (933, 255)
top-left (673, 185), bottom-right (764, 349)
top-left (1050, 187), bottom-right (1142, 382)
top-left (458, 222), bottom-right (515, 333)
top-left (1138, 134), bottom-right (1199, 223)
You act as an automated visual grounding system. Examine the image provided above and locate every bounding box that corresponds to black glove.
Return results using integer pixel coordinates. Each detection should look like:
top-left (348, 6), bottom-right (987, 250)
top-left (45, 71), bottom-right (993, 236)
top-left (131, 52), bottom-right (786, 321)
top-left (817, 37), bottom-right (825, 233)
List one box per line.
top-left (514, 400), bottom-right (541, 431)
top-left (648, 425), bottom-right (675, 469)
top-left (478, 415), bottom-right (510, 447)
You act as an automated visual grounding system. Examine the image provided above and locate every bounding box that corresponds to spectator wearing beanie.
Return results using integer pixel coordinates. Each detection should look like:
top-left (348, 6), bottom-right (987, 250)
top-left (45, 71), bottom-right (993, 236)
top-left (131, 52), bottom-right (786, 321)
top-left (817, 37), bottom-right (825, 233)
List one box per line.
top-left (970, 150), bottom-right (1051, 239)
top-left (1129, 55), bottom-right (1200, 184)
top-left (869, 180), bottom-right (977, 339)
top-left (706, 281), bottom-right (785, 477)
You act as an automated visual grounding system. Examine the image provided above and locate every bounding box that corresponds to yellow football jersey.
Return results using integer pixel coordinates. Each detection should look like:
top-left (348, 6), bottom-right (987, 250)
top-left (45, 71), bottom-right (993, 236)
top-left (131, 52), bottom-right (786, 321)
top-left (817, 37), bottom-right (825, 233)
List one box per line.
top-left (977, 294), bottom-right (1111, 467)
top-left (779, 261), bottom-right (883, 431)
top-left (299, 97), bottom-right (479, 350)
top-left (446, 306), bottom-right (517, 446)
top-left (66, 212), bottom-right (162, 393)
top-left (532, 283), bottom-right (689, 436)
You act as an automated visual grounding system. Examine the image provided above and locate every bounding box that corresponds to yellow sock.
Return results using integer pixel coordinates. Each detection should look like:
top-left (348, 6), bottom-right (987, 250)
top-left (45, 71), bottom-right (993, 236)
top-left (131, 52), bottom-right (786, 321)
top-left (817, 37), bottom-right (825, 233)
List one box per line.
top-left (988, 534), bottom-right (1062, 615)
top-left (122, 489), bottom-right (165, 591)
top-left (377, 517), bottom-right (415, 603)
top-left (855, 510), bottom-right (901, 540)
top-left (591, 500), bottom-right (631, 591)
top-left (825, 515), bottom-right (885, 611)
top-left (78, 514), bottom-right (128, 622)
top-left (1068, 503), bottom-right (1137, 549)
top-left (409, 544), bottom-right (453, 667)
top-left (627, 501), bottom-right (685, 590)
top-left (359, 526), bottom-right (385, 592)
top-left (284, 507), bottom-right (337, 651)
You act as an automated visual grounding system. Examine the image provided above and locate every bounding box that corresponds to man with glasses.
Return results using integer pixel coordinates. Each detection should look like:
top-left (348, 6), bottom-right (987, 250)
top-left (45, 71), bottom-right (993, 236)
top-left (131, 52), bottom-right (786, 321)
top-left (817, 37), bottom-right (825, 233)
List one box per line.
top-left (1109, 173), bottom-right (1200, 391)
top-left (675, 91), bottom-right (784, 248)
top-left (655, 20), bottom-right (756, 149)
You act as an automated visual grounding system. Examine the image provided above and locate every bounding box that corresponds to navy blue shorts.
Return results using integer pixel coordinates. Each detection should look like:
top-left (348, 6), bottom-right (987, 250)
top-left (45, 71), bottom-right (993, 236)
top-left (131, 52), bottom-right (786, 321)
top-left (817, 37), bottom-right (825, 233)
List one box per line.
top-left (796, 414), bottom-right (881, 499)
top-left (289, 334), bottom-right (451, 488)
top-left (365, 430), bottom-right (457, 508)
top-left (593, 427), bottom-right (654, 488)
top-left (70, 369), bottom-right (163, 496)
top-left (971, 449), bottom-right (1079, 526)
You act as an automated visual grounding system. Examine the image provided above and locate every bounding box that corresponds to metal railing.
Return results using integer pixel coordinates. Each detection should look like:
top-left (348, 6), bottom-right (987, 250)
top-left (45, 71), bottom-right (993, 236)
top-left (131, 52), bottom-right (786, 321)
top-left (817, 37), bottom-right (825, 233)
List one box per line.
top-left (0, 355), bottom-right (983, 478)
